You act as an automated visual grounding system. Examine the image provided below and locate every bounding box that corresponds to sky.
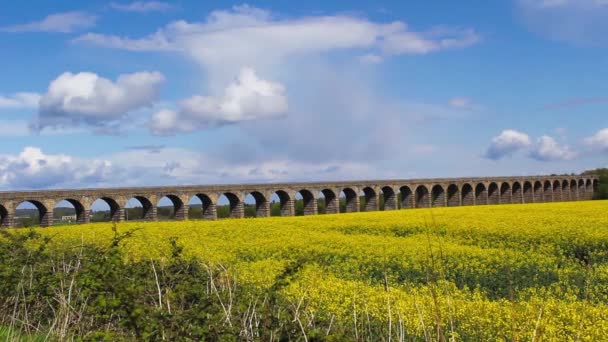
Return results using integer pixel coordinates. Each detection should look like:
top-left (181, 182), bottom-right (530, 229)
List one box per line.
top-left (0, 0), bottom-right (607, 191)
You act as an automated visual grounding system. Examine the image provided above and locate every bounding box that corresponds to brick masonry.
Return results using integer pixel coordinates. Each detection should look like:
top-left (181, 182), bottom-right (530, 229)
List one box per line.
top-left (0, 175), bottom-right (599, 227)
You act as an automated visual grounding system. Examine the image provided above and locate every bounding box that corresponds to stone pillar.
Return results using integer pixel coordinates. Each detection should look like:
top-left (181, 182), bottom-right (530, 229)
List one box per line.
top-left (40, 210), bottom-right (53, 227)
top-left (303, 198), bottom-right (317, 216)
top-left (345, 196), bottom-right (360, 213)
top-left (113, 207), bottom-right (125, 222)
top-left (78, 210), bottom-right (90, 224)
top-left (364, 194), bottom-right (379, 212)
top-left (256, 201), bottom-right (271, 217)
top-left (280, 198), bottom-right (295, 216)
top-left (383, 191), bottom-right (398, 210)
top-left (230, 201), bottom-right (245, 218)
top-left (174, 203), bottom-right (188, 221)
top-left (325, 195), bottom-right (340, 214)
top-left (143, 206), bottom-right (157, 221)
top-left (203, 203), bottom-right (217, 220)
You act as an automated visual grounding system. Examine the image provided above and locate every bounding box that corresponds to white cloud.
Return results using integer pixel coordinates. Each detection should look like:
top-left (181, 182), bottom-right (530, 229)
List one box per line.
top-left (150, 68), bottom-right (287, 134)
top-left (529, 135), bottom-right (576, 161)
top-left (0, 147), bottom-right (113, 189)
top-left (110, 1), bottom-right (173, 12)
top-left (585, 128), bottom-right (608, 151)
top-left (34, 71), bottom-right (164, 130)
top-left (516, 0), bottom-right (608, 45)
top-left (1, 11), bottom-right (96, 33)
top-left (0, 93), bottom-right (40, 109)
top-left (484, 130), bottom-right (532, 160)
top-left (74, 5), bottom-right (479, 63)
top-left (358, 53), bottom-right (384, 64)
top-left (448, 96), bottom-right (475, 109)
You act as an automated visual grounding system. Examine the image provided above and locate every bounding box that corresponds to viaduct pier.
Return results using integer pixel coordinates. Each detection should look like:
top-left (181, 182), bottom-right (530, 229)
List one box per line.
top-left (0, 174), bottom-right (599, 228)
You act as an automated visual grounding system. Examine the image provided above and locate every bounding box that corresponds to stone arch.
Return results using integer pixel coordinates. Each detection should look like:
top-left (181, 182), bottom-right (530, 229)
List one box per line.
top-left (380, 186), bottom-right (398, 210)
top-left (124, 196), bottom-right (154, 221)
top-left (488, 182), bottom-right (499, 205)
top-left (512, 181), bottom-right (523, 203)
top-left (156, 194), bottom-right (187, 220)
top-left (475, 183), bottom-right (488, 205)
top-left (361, 187), bottom-right (378, 212)
top-left (543, 180), bottom-right (553, 202)
top-left (570, 179), bottom-right (578, 200)
top-left (533, 181), bottom-right (543, 203)
top-left (90, 197), bottom-right (122, 222)
top-left (296, 189), bottom-right (316, 216)
top-left (561, 180), bottom-right (570, 201)
top-left (461, 183), bottom-right (474, 206)
top-left (53, 198), bottom-right (87, 224)
top-left (14, 200), bottom-right (51, 227)
top-left (400, 186), bottom-right (414, 209)
top-left (271, 190), bottom-right (293, 216)
top-left (446, 184), bottom-right (460, 206)
top-left (244, 191), bottom-right (269, 217)
top-left (340, 187), bottom-right (359, 213)
top-left (190, 193), bottom-right (217, 220)
top-left (552, 180), bottom-right (561, 201)
top-left (431, 185), bottom-right (445, 207)
top-left (415, 185), bottom-right (430, 208)
top-left (317, 189), bottom-right (338, 214)
top-left (218, 192), bottom-right (243, 219)
top-left (499, 183), bottom-right (511, 204)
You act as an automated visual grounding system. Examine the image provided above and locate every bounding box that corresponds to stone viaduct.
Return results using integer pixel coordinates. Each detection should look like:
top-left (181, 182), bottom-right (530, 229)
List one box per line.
top-left (0, 174), bottom-right (599, 228)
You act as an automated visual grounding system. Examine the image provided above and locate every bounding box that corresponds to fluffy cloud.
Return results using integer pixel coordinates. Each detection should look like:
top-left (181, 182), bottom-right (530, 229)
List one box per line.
top-left (0, 92), bottom-right (40, 109)
top-left (74, 5), bottom-right (479, 64)
top-left (585, 128), bottom-right (608, 151)
top-left (1, 12), bottom-right (96, 33)
top-left (150, 68), bottom-right (287, 134)
top-left (529, 135), bottom-right (576, 161)
top-left (33, 71), bottom-right (164, 129)
top-left (110, 1), bottom-right (173, 12)
top-left (0, 147), bottom-right (113, 189)
top-left (516, 0), bottom-right (608, 45)
top-left (484, 130), bottom-right (532, 160)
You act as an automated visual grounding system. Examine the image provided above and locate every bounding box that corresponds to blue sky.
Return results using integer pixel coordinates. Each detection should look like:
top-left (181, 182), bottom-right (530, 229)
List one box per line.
top-left (0, 0), bottom-right (607, 190)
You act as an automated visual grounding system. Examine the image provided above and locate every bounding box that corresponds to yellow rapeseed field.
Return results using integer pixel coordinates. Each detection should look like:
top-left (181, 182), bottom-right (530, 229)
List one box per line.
top-left (17, 200), bottom-right (608, 340)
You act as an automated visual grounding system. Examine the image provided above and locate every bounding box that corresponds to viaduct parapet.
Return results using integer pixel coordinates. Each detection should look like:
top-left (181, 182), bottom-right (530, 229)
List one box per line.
top-left (0, 175), bottom-right (599, 228)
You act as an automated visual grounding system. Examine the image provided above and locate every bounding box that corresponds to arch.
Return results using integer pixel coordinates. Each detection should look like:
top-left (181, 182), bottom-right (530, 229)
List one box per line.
top-left (156, 194), bottom-right (187, 220)
top-left (217, 192), bottom-right (243, 219)
top-left (523, 181), bottom-right (533, 203)
top-left (431, 185), bottom-right (445, 207)
top-left (533, 181), bottom-right (543, 203)
top-left (0, 204), bottom-right (8, 227)
top-left (512, 181), bottom-right (523, 203)
top-left (317, 189), bottom-right (338, 215)
top-left (271, 190), bottom-right (293, 216)
top-left (361, 187), bottom-right (378, 212)
top-left (53, 198), bottom-right (87, 225)
top-left (415, 185), bottom-right (430, 208)
top-left (446, 184), bottom-right (460, 206)
top-left (14, 200), bottom-right (50, 227)
top-left (543, 180), bottom-right (553, 202)
top-left (296, 189), bottom-right (316, 216)
top-left (381, 186), bottom-right (398, 210)
top-left (340, 188), bottom-right (359, 213)
top-left (245, 191), bottom-right (269, 217)
top-left (552, 180), bottom-right (561, 201)
top-left (400, 186), bottom-right (414, 209)
top-left (475, 183), bottom-right (488, 205)
top-left (461, 183), bottom-right (474, 206)
top-left (125, 196), bottom-right (154, 221)
top-left (487, 182), bottom-right (499, 205)
top-left (189, 193), bottom-right (216, 220)
top-left (593, 179), bottom-right (600, 199)
top-left (499, 183), bottom-right (511, 204)
top-left (570, 179), bottom-right (578, 200)
top-left (91, 197), bottom-right (122, 222)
